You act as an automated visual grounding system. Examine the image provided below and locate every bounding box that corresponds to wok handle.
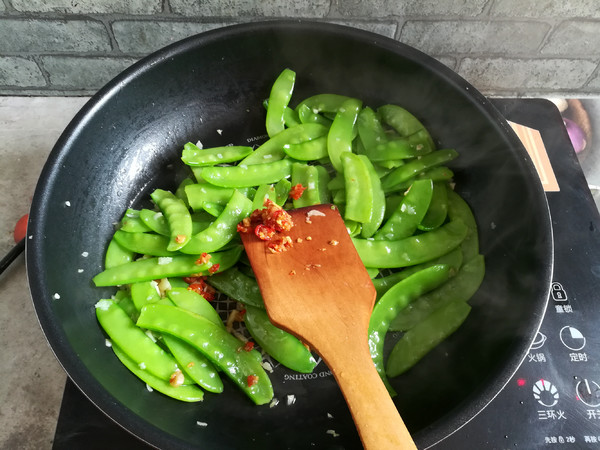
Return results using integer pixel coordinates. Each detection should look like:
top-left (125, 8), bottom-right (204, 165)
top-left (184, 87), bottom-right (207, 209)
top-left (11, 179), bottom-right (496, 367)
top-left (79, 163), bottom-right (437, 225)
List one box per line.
top-left (0, 238), bottom-right (25, 276)
top-left (321, 336), bottom-right (417, 450)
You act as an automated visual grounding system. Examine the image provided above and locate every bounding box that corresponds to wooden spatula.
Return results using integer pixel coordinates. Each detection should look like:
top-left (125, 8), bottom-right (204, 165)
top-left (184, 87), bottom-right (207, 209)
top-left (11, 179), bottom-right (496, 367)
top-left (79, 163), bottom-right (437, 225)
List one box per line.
top-left (240, 203), bottom-right (416, 450)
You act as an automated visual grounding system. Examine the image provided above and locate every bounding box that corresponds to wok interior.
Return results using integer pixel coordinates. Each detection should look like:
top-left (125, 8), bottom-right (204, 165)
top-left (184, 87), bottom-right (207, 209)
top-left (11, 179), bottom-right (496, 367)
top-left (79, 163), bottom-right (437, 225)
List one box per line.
top-left (28, 22), bottom-right (552, 449)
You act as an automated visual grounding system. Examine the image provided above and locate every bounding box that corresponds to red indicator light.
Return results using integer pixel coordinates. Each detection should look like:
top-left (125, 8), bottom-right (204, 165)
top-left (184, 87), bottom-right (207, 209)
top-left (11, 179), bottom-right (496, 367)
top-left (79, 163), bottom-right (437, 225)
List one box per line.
top-left (517, 378), bottom-right (526, 387)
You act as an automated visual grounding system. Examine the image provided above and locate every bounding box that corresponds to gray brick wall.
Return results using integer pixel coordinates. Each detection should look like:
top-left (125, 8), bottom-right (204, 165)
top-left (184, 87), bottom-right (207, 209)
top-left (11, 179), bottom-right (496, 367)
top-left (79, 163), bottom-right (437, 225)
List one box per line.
top-left (0, 0), bottom-right (599, 97)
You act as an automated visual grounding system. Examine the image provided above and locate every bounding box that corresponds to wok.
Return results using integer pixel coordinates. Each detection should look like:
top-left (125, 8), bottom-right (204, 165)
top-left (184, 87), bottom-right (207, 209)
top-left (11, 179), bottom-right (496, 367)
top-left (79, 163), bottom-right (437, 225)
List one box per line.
top-left (28, 21), bottom-right (552, 449)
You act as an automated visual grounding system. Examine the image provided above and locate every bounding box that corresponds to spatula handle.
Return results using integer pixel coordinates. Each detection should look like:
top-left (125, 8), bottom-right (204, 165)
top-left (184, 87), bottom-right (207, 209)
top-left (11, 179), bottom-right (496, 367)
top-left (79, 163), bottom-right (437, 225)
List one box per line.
top-left (325, 344), bottom-right (417, 450)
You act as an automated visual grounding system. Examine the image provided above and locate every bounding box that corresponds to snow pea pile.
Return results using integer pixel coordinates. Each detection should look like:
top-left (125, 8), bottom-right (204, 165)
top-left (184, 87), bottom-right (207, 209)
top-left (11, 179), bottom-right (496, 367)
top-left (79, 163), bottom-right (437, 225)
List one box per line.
top-left (92, 68), bottom-right (485, 406)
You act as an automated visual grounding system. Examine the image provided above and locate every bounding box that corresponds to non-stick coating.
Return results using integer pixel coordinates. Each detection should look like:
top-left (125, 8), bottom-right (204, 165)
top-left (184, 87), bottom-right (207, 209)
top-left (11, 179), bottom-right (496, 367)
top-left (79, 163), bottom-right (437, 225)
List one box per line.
top-left (27, 21), bottom-right (552, 449)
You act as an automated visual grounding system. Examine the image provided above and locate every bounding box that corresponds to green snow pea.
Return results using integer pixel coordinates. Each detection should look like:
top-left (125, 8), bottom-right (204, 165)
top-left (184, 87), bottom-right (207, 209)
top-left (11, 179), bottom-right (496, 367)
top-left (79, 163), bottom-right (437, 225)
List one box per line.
top-left (201, 159), bottom-right (292, 188)
top-left (353, 219), bottom-right (468, 268)
top-left (114, 289), bottom-right (138, 320)
top-left (95, 299), bottom-right (193, 383)
top-left (385, 166), bottom-right (454, 194)
top-left (104, 237), bottom-right (134, 269)
top-left (93, 246), bottom-right (242, 286)
top-left (274, 178), bottom-right (292, 206)
top-left (241, 123), bottom-right (328, 165)
top-left (179, 190), bottom-right (252, 254)
top-left (291, 163), bottom-right (323, 208)
top-left (175, 178), bottom-right (193, 208)
top-left (283, 106), bottom-right (301, 127)
top-left (205, 267), bottom-right (265, 309)
top-left (295, 93), bottom-right (356, 114)
top-left (244, 305), bottom-right (317, 373)
top-left (418, 181), bottom-right (448, 231)
top-left (111, 344), bottom-right (204, 402)
top-left (266, 68), bottom-right (296, 137)
top-left (137, 303), bottom-right (274, 405)
top-left (446, 186), bottom-right (479, 260)
top-left (113, 230), bottom-right (176, 257)
top-left (184, 184), bottom-right (236, 211)
top-left (120, 209), bottom-right (152, 233)
top-left (327, 98), bottom-right (362, 172)
top-left (181, 143), bottom-right (253, 166)
top-left (381, 149), bottom-right (459, 192)
top-left (150, 189), bottom-right (193, 251)
top-left (386, 300), bottom-right (471, 377)
top-left (315, 165), bottom-right (332, 205)
top-left (358, 154), bottom-right (386, 238)
top-left (374, 179), bottom-right (433, 240)
top-left (357, 106), bottom-right (388, 150)
top-left (378, 104), bottom-right (435, 151)
top-left (341, 152), bottom-right (372, 223)
top-left (139, 209), bottom-right (170, 235)
top-left (166, 287), bottom-right (224, 327)
top-left (161, 333), bottom-right (224, 393)
top-left (389, 254), bottom-right (485, 331)
top-left (130, 280), bottom-right (161, 311)
top-left (283, 135), bottom-right (328, 161)
top-left (372, 247), bottom-right (463, 298)
top-left (368, 264), bottom-right (451, 395)
top-left (252, 184), bottom-right (277, 210)
top-left (296, 103), bottom-right (333, 127)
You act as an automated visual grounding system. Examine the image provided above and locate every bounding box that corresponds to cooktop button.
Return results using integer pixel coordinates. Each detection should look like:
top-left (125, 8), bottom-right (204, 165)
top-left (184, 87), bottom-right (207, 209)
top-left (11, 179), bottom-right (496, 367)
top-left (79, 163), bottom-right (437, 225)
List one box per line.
top-left (533, 379), bottom-right (559, 407)
top-left (559, 326), bottom-right (586, 351)
top-left (576, 379), bottom-right (600, 407)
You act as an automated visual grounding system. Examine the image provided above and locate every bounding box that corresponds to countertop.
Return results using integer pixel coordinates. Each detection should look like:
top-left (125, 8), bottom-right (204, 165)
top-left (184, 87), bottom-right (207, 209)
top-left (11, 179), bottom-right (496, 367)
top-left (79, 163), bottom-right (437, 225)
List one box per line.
top-left (1, 96), bottom-right (598, 449)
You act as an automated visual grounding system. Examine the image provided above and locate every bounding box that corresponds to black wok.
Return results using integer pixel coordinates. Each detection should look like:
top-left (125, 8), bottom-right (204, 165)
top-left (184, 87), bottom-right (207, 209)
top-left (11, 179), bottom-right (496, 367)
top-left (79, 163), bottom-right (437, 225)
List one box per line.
top-left (28, 21), bottom-right (552, 449)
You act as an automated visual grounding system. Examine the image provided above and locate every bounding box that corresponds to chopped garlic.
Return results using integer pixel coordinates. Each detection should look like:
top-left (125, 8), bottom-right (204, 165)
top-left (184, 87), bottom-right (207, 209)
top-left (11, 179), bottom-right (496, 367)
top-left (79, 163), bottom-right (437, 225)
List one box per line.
top-left (95, 299), bottom-right (112, 311)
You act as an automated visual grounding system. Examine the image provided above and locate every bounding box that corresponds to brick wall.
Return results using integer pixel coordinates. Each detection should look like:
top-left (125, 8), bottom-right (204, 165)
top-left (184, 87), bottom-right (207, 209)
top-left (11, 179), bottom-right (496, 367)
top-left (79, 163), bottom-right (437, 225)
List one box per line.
top-left (1, 0), bottom-right (599, 97)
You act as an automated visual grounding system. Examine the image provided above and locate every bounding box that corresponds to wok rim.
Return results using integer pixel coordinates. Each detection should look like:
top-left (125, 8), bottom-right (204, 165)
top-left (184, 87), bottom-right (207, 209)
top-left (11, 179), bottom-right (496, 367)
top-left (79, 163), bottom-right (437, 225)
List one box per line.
top-left (26, 19), bottom-right (553, 449)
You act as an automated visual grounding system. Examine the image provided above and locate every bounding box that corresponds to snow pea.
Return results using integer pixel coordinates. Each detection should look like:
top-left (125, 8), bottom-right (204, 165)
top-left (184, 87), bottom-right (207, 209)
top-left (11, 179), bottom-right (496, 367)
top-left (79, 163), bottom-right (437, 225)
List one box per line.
top-left (378, 104), bottom-right (435, 151)
top-left (381, 149), bottom-right (458, 192)
top-left (389, 254), bottom-right (485, 331)
top-left (283, 135), bottom-right (328, 161)
top-left (137, 303), bottom-right (274, 405)
top-left (446, 186), bottom-right (479, 260)
top-left (205, 267), bottom-right (265, 309)
top-left (104, 236), bottom-right (134, 269)
top-left (274, 178), bottom-right (292, 206)
top-left (368, 265), bottom-right (451, 395)
top-left (418, 181), bottom-right (448, 231)
top-left (175, 178), bottom-right (193, 209)
top-left (296, 103), bottom-right (332, 127)
top-left (295, 93), bottom-right (356, 114)
top-left (386, 299), bottom-right (471, 377)
top-left (241, 123), bottom-right (328, 165)
top-left (139, 209), bottom-right (170, 235)
top-left (179, 190), bottom-right (252, 254)
top-left (161, 333), bottom-right (224, 394)
top-left (184, 184), bottom-right (235, 211)
top-left (113, 289), bottom-right (138, 320)
top-left (130, 280), bottom-right (161, 310)
top-left (252, 184), bottom-right (277, 211)
top-left (120, 209), bottom-right (152, 233)
top-left (374, 179), bottom-right (433, 241)
top-left (266, 68), bottom-right (295, 137)
top-left (201, 159), bottom-right (292, 188)
top-left (315, 165), bottom-right (331, 205)
top-left (166, 287), bottom-right (224, 327)
top-left (113, 230), bottom-right (176, 257)
top-left (283, 106), bottom-right (301, 127)
top-left (150, 189), bottom-right (192, 251)
top-left (327, 97), bottom-right (362, 172)
top-left (95, 299), bottom-right (192, 384)
top-left (372, 247), bottom-right (463, 298)
top-left (291, 163), bottom-right (323, 208)
top-left (93, 246), bottom-right (242, 286)
top-left (341, 152), bottom-right (372, 223)
top-left (244, 305), bottom-right (317, 373)
top-left (353, 219), bottom-right (468, 268)
top-left (181, 143), bottom-right (252, 166)
top-left (111, 344), bottom-right (204, 402)
top-left (358, 154), bottom-right (386, 238)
